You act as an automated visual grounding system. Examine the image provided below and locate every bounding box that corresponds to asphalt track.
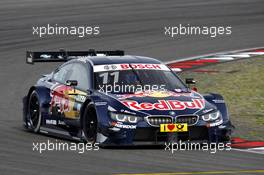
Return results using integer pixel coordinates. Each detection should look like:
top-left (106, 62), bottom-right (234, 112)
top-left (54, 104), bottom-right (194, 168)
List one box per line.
top-left (0, 0), bottom-right (263, 174)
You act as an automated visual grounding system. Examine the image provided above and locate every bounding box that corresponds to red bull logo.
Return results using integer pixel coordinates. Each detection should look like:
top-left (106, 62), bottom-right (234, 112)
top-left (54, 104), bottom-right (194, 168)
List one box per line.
top-left (50, 85), bottom-right (73, 113)
top-left (117, 91), bottom-right (196, 99)
top-left (122, 99), bottom-right (205, 111)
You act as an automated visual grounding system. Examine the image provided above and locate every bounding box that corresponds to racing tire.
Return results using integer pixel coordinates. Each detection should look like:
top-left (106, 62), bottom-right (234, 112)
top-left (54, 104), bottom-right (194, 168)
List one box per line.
top-left (27, 91), bottom-right (42, 132)
top-left (82, 104), bottom-right (98, 144)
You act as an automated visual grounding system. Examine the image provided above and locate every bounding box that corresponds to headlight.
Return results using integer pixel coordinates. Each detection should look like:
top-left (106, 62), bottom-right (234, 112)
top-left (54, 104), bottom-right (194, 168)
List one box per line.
top-left (201, 110), bottom-right (221, 122)
top-left (110, 112), bottom-right (142, 123)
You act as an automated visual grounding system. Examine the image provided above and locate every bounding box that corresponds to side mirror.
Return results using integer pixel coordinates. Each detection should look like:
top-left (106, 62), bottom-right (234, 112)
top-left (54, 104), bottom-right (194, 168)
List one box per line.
top-left (87, 89), bottom-right (93, 95)
top-left (185, 78), bottom-right (197, 92)
top-left (66, 80), bottom-right (78, 87)
top-left (185, 78), bottom-right (196, 85)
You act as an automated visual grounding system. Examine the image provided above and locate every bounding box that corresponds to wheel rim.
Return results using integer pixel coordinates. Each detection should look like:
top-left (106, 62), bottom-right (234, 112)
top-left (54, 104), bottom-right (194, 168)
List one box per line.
top-left (85, 111), bottom-right (97, 142)
top-left (29, 95), bottom-right (40, 129)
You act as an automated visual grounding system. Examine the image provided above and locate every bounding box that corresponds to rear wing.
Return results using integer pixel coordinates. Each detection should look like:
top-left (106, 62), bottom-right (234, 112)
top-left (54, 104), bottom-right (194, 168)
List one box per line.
top-left (26, 50), bottom-right (125, 64)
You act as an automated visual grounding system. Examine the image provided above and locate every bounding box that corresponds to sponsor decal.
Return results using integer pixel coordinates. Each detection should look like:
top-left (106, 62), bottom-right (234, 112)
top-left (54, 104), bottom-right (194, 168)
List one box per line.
top-left (122, 99), bottom-right (205, 111)
top-left (119, 109), bottom-right (137, 115)
top-left (111, 122), bottom-right (137, 129)
top-left (160, 123), bottom-right (188, 132)
top-left (140, 91), bottom-right (173, 98)
top-left (202, 109), bottom-right (214, 114)
top-left (207, 119), bottom-right (223, 127)
top-left (50, 85), bottom-right (72, 113)
top-left (120, 64), bottom-right (169, 70)
top-left (93, 63), bottom-right (170, 72)
top-left (76, 57), bottom-right (90, 62)
top-left (212, 99), bottom-right (225, 103)
top-left (116, 90), bottom-right (198, 99)
top-left (50, 84), bottom-right (87, 119)
top-left (58, 120), bottom-right (66, 125)
top-left (40, 54), bottom-right (51, 59)
top-left (46, 119), bottom-right (57, 125)
top-left (75, 94), bottom-right (86, 103)
top-left (95, 102), bottom-right (107, 106)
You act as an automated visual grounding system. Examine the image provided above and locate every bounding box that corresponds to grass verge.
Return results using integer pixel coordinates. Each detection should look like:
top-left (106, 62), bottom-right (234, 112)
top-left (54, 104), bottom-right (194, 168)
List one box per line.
top-left (179, 56), bottom-right (264, 140)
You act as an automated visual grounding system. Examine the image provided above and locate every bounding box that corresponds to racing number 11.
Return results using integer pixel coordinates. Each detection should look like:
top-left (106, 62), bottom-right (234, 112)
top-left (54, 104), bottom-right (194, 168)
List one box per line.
top-left (99, 71), bottom-right (119, 84)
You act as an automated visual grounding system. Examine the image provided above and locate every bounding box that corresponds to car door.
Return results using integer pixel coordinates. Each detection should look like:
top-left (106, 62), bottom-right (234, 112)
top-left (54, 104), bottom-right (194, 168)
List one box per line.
top-left (49, 63), bottom-right (74, 120)
top-left (59, 62), bottom-right (89, 120)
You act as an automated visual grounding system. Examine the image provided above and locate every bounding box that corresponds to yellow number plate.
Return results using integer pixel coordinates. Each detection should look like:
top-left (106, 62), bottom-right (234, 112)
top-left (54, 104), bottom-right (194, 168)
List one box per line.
top-left (160, 123), bottom-right (188, 132)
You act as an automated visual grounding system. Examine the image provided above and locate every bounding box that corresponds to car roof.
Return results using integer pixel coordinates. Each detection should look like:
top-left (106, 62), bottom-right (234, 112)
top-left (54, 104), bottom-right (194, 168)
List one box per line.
top-left (80, 55), bottom-right (162, 65)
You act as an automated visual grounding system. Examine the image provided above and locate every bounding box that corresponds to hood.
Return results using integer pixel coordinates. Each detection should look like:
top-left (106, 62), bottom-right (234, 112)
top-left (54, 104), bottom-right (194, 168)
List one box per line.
top-left (103, 90), bottom-right (216, 116)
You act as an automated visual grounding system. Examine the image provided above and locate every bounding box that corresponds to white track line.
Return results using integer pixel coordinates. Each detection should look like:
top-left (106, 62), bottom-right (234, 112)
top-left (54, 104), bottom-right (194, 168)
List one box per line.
top-left (201, 57), bottom-right (234, 60)
top-left (219, 54), bottom-right (250, 58)
top-left (232, 148), bottom-right (264, 155)
top-left (165, 46), bottom-right (264, 64)
top-left (243, 52), bottom-right (264, 55)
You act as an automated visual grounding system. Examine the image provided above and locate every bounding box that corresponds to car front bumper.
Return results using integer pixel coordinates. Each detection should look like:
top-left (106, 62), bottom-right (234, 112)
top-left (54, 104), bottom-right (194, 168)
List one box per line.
top-left (98, 121), bottom-right (234, 145)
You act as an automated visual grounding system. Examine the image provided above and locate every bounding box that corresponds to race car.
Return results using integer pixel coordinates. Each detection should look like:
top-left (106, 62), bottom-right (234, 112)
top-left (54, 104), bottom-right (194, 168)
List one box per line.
top-left (23, 50), bottom-right (233, 145)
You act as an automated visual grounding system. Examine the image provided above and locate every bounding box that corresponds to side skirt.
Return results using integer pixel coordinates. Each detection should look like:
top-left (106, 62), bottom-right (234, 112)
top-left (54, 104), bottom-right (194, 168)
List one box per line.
top-left (39, 126), bottom-right (82, 142)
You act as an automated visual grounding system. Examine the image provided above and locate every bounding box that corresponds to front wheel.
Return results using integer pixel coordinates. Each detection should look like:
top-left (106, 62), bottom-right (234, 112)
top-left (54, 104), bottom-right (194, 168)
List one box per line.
top-left (27, 91), bottom-right (42, 132)
top-left (82, 104), bottom-right (98, 144)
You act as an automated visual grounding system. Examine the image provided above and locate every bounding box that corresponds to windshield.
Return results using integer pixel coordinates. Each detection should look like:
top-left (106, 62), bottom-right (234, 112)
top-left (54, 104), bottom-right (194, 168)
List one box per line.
top-left (94, 64), bottom-right (187, 94)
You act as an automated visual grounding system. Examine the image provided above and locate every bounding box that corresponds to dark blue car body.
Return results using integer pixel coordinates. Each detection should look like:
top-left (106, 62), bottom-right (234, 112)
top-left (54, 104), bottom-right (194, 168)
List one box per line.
top-left (23, 51), bottom-right (233, 145)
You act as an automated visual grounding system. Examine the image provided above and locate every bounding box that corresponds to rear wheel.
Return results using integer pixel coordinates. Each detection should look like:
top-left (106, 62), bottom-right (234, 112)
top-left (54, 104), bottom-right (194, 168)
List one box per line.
top-left (82, 104), bottom-right (98, 144)
top-left (27, 91), bottom-right (41, 132)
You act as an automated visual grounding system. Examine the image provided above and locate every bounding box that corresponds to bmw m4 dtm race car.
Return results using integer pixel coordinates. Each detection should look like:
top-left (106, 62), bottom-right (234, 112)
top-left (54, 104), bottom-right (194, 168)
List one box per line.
top-left (23, 49), bottom-right (233, 145)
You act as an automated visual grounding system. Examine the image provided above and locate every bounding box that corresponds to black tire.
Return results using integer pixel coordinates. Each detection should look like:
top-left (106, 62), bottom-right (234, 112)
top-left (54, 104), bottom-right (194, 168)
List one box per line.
top-left (82, 104), bottom-right (98, 144)
top-left (27, 91), bottom-right (42, 132)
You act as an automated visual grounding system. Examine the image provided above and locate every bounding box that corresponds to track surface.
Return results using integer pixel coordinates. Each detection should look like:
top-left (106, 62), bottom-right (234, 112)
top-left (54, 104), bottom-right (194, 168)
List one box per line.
top-left (0, 0), bottom-right (263, 174)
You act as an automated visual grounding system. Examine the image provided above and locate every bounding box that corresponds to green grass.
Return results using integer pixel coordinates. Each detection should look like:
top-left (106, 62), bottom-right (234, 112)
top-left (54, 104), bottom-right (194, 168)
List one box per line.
top-left (179, 56), bottom-right (264, 140)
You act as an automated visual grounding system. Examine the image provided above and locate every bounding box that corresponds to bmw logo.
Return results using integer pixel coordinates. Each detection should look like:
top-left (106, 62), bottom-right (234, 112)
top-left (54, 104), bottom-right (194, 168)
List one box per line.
top-left (104, 65), bottom-right (110, 70)
top-left (169, 111), bottom-right (175, 116)
top-left (111, 65), bottom-right (117, 69)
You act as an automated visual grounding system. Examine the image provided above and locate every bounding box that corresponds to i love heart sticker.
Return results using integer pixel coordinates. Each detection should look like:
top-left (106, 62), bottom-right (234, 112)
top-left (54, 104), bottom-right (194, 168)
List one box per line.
top-left (160, 123), bottom-right (188, 132)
